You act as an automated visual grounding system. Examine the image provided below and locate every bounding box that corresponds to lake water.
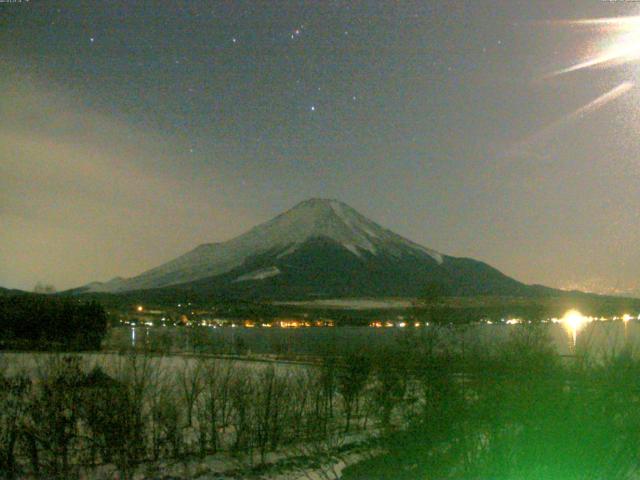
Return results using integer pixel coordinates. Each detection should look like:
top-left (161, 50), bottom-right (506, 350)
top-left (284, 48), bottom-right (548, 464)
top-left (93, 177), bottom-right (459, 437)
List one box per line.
top-left (2, 321), bottom-right (638, 381)
top-left (103, 319), bottom-right (640, 359)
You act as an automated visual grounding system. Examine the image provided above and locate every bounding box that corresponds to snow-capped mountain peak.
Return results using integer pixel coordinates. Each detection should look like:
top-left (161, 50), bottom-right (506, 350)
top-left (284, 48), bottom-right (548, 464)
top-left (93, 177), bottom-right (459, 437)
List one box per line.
top-left (81, 198), bottom-right (444, 293)
top-left (254, 198), bottom-right (442, 262)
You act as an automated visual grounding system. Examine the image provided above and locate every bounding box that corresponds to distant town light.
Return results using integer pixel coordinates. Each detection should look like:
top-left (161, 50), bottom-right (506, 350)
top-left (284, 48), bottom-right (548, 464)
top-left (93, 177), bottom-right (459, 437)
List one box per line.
top-left (562, 309), bottom-right (591, 348)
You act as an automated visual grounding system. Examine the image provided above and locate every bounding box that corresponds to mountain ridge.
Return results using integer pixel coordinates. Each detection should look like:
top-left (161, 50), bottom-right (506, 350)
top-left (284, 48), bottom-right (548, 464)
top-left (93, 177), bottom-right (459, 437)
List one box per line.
top-left (73, 198), bottom-right (553, 299)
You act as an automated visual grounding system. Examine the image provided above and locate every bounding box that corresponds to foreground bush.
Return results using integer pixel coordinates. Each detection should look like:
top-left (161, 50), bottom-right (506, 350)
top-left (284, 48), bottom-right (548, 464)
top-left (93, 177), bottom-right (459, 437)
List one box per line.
top-left (345, 325), bottom-right (640, 480)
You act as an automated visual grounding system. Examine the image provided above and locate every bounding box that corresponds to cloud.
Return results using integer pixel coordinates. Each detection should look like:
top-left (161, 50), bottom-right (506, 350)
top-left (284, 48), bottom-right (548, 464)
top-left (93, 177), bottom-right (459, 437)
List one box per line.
top-left (0, 76), bottom-right (252, 290)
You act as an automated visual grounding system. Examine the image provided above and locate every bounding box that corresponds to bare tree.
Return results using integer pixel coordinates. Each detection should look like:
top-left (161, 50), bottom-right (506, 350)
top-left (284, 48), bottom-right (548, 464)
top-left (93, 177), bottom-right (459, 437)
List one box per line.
top-left (112, 350), bottom-right (162, 464)
top-left (337, 353), bottom-right (371, 433)
top-left (197, 360), bottom-right (235, 454)
top-left (177, 357), bottom-right (204, 427)
top-left (149, 382), bottom-right (183, 460)
top-left (0, 373), bottom-right (31, 479)
top-left (371, 347), bottom-right (408, 431)
top-left (79, 366), bottom-right (140, 480)
top-left (229, 367), bottom-right (255, 459)
top-left (25, 356), bottom-right (84, 479)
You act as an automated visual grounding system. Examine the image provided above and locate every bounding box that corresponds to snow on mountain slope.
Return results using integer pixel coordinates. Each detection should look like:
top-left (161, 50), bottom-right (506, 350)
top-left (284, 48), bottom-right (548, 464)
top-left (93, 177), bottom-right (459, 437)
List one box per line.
top-left (82, 198), bottom-right (444, 293)
top-left (233, 266), bottom-right (281, 283)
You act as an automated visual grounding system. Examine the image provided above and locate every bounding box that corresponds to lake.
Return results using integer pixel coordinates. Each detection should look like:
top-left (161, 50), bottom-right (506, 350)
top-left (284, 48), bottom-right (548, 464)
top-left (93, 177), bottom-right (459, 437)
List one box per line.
top-left (103, 316), bottom-right (640, 359)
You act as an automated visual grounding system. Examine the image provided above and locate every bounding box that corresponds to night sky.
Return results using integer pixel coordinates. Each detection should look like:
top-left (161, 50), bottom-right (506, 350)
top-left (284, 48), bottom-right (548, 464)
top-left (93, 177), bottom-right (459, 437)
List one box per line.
top-left (3, 0), bottom-right (640, 294)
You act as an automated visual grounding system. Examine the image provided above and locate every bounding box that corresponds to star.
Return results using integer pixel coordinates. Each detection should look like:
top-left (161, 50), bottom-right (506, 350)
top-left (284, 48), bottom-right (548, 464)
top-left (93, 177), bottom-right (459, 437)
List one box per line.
top-left (90, 37), bottom-right (95, 43)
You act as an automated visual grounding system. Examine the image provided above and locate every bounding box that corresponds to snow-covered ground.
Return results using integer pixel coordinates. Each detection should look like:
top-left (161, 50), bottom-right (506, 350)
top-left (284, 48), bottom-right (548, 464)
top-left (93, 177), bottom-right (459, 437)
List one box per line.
top-left (272, 298), bottom-right (415, 310)
top-left (0, 351), bottom-right (305, 377)
top-left (0, 351), bottom-right (379, 479)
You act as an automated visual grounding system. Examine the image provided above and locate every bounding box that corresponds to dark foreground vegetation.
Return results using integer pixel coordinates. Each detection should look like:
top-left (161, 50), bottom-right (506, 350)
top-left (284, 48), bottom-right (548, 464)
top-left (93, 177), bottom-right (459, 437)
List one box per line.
top-left (0, 295), bottom-right (108, 350)
top-left (0, 352), bottom-right (372, 479)
top-left (1, 325), bottom-right (640, 479)
top-left (344, 327), bottom-right (640, 480)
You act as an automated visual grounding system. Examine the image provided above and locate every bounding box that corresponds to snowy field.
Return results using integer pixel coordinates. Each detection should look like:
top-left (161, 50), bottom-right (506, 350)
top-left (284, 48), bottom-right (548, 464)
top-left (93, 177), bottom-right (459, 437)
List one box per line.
top-left (0, 350), bottom-right (377, 480)
top-left (0, 351), bottom-right (305, 377)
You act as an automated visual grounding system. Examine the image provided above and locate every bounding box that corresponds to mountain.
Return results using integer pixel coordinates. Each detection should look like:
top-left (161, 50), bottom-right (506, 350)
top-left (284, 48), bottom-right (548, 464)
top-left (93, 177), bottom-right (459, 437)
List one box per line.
top-left (0, 286), bottom-right (30, 296)
top-left (77, 198), bottom-right (551, 299)
top-left (78, 277), bottom-right (127, 293)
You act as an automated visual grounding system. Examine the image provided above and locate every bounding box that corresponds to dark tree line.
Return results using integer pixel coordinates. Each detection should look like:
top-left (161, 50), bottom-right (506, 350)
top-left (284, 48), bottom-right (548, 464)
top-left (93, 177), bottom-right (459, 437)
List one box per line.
top-left (0, 295), bottom-right (108, 350)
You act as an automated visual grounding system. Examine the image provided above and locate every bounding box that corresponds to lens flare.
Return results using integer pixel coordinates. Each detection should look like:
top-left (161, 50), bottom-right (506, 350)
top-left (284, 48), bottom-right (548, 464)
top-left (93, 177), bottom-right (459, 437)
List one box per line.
top-left (551, 37), bottom-right (640, 77)
top-left (547, 16), bottom-right (640, 78)
top-left (552, 16), bottom-right (640, 30)
top-left (506, 82), bottom-right (633, 157)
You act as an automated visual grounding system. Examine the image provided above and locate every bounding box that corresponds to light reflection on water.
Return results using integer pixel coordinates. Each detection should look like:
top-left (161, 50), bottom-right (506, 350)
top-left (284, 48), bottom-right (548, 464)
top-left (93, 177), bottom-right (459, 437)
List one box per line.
top-left (122, 318), bottom-right (640, 359)
top-left (474, 319), bottom-right (640, 358)
top-left (560, 310), bottom-right (590, 351)
top-left (130, 326), bottom-right (151, 348)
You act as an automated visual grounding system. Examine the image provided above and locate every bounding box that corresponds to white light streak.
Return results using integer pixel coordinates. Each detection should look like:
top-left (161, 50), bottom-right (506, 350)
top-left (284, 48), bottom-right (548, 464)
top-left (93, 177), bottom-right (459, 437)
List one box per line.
top-left (507, 82), bottom-right (634, 156)
top-left (546, 16), bottom-right (640, 78)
